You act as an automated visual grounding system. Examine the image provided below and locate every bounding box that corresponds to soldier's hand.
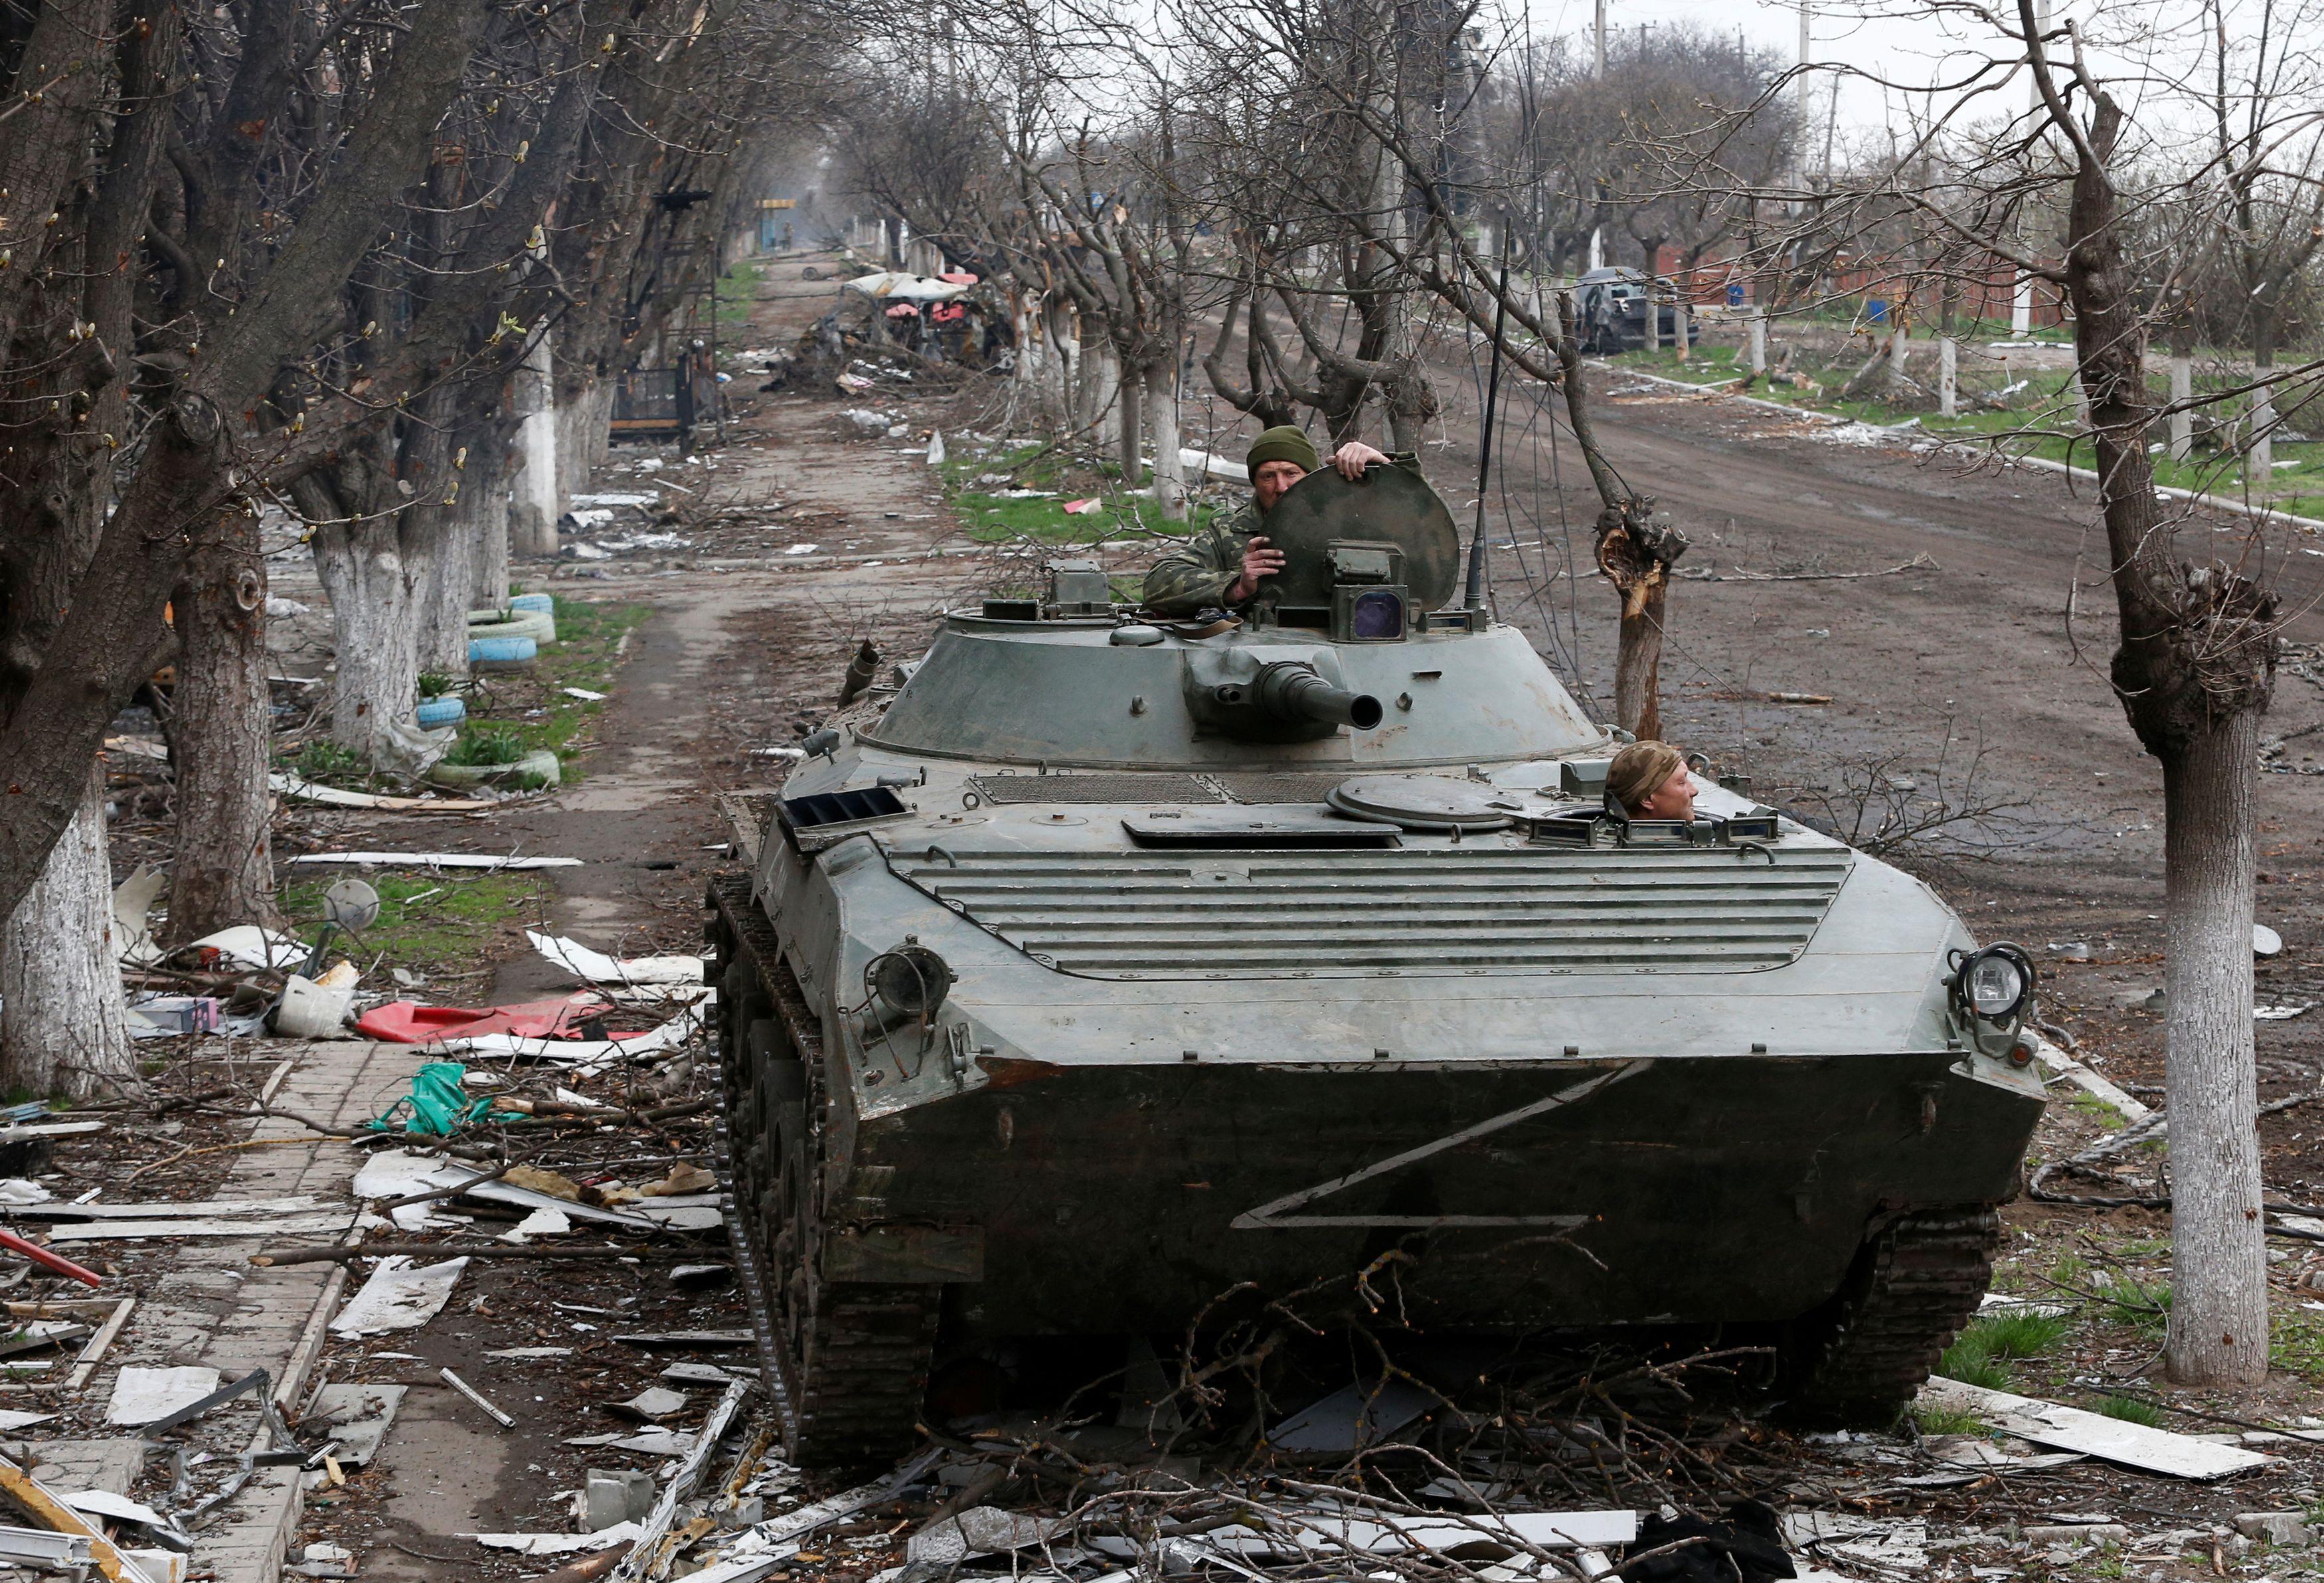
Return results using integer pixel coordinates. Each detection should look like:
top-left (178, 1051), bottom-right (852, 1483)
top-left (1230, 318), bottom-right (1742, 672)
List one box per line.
top-left (1227, 536), bottom-right (1287, 602)
top-left (1328, 442), bottom-right (1390, 479)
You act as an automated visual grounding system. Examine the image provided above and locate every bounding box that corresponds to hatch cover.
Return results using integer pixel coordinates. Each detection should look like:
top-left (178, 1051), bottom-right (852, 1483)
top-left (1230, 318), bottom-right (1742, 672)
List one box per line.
top-left (970, 774), bottom-right (1227, 805)
top-left (1327, 774), bottom-right (1521, 831)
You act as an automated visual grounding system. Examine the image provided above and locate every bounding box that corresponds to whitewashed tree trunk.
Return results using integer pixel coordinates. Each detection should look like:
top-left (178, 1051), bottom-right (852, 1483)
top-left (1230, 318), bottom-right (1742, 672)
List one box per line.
top-left (1118, 365), bottom-right (1143, 483)
top-left (313, 521), bottom-right (426, 766)
top-left (1150, 353), bottom-right (1187, 521)
top-left (1748, 311), bottom-right (1768, 374)
top-left (1938, 337), bottom-right (1957, 418)
top-left (1, 762), bottom-right (133, 1100)
top-left (510, 331), bottom-right (560, 556)
top-left (2251, 384), bottom-right (2275, 496)
top-left (2165, 710), bottom-right (2269, 1384)
top-left (468, 438), bottom-right (511, 615)
top-left (2169, 356), bottom-right (2194, 462)
top-left (1089, 339), bottom-right (1121, 454)
top-left (556, 377), bottom-right (612, 500)
top-left (416, 516), bottom-right (473, 677)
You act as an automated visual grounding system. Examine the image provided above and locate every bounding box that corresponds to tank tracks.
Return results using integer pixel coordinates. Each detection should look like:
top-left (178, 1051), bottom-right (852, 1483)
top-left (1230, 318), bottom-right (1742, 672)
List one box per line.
top-left (708, 875), bottom-right (938, 1466)
top-left (1782, 1207), bottom-right (2001, 1425)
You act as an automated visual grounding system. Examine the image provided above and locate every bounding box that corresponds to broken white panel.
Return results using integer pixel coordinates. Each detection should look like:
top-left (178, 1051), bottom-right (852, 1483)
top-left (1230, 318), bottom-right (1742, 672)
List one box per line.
top-left (353, 1150), bottom-right (655, 1230)
top-left (1780, 1513), bottom-right (1928, 1572)
top-left (1978, 1293), bottom-right (2071, 1318)
top-left (629, 1197), bottom-right (724, 1231)
top-left (0, 1410), bottom-right (54, 1432)
top-left (330, 1256), bottom-right (469, 1339)
top-left (58, 1491), bottom-right (168, 1527)
top-left (529, 930), bottom-right (708, 987)
top-left (1918, 1376), bottom-right (2274, 1478)
top-left (612, 1429), bottom-right (695, 1456)
top-left (2031, 1036), bottom-right (2151, 1123)
top-left (108, 1367), bottom-right (223, 1427)
top-left (470, 1523), bottom-right (641, 1556)
top-left (686, 1557), bottom-right (792, 1583)
top-left (112, 868), bottom-right (167, 967)
top-left (1269, 1378), bottom-right (1441, 1453)
top-left (437, 1000), bottom-right (706, 1072)
top-left (487, 1347), bottom-right (574, 1360)
top-left (307, 1383), bottom-right (407, 1467)
top-left (501, 1207), bottom-right (573, 1243)
top-left (23, 1195), bottom-right (333, 1220)
top-left (180, 926), bottom-right (307, 971)
top-left (909, 1507), bottom-right (1070, 1564)
top-left (613, 1387), bottom-right (689, 1421)
top-left (50, 1212), bottom-right (357, 1242)
top-left (287, 853), bottom-right (582, 870)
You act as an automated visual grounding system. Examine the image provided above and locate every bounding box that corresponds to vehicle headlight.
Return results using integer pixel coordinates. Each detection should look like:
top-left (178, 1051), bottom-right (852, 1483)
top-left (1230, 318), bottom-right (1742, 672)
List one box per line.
top-left (1954, 943), bottom-right (2034, 1023)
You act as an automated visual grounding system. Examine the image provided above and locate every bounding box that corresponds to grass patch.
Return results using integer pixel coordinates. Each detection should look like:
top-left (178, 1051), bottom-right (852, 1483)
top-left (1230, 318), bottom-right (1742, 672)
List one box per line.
top-left (276, 870), bottom-right (548, 980)
top-left (943, 440), bottom-right (1218, 546)
top-left (2272, 1305), bottom-right (2324, 1383)
top-left (1912, 1402), bottom-right (1986, 1436)
top-left (2100, 1278), bottom-right (2171, 1340)
top-left (283, 738), bottom-right (373, 789)
top-left (417, 671), bottom-right (457, 701)
top-left (1938, 1309), bottom-right (2070, 1391)
top-left (1967, 1310), bottom-right (2072, 1359)
top-left (451, 595), bottom-right (649, 780)
top-left (2070, 1092), bottom-right (2129, 1129)
top-left (714, 259), bottom-right (760, 329)
top-left (2093, 1393), bottom-right (2167, 1426)
top-left (441, 726), bottom-right (525, 767)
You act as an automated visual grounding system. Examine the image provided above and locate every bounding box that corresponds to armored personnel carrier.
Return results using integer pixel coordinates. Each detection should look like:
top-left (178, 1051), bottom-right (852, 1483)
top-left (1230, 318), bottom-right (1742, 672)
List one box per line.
top-left (708, 463), bottom-right (2046, 1466)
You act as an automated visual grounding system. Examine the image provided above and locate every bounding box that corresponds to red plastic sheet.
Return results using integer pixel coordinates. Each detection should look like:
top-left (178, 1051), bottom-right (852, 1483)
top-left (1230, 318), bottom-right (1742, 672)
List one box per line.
top-left (355, 992), bottom-right (635, 1045)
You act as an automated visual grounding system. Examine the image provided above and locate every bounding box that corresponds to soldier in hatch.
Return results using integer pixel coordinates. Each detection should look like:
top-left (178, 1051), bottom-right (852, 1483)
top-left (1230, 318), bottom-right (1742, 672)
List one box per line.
top-left (1606, 740), bottom-right (1697, 823)
top-left (1142, 425), bottom-right (1391, 616)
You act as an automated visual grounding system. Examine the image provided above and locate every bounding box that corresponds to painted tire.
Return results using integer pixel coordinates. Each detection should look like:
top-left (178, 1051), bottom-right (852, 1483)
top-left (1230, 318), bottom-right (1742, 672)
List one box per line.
top-left (467, 610), bottom-right (556, 643)
top-left (469, 635), bottom-right (538, 669)
top-left (509, 593), bottom-right (555, 615)
top-left (414, 697), bottom-right (467, 729)
top-left (426, 748), bottom-right (560, 790)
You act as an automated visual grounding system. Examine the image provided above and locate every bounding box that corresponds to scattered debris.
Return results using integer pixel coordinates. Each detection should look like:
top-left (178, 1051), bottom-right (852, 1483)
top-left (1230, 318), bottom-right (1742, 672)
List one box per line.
top-left (530, 931), bottom-right (708, 987)
top-left (1918, 1376), bottom-right (2276, 1477)
top-left (306, 1382), bottom-right (406, 1467)
top-left (1268, 1377), bottom-right (1440, 1453)
top-left (107, 1365), bottom-right (222, 1427)
top-left (442, 1366), bottom-right (516, 1428)
top-left (329, 1256), bottom-right (470, 1338)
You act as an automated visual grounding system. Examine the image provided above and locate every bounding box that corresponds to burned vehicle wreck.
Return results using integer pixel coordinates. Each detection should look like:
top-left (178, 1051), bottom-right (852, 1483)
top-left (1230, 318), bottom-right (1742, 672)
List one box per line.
top-left (708, 463), bottom-right (2046, 1465)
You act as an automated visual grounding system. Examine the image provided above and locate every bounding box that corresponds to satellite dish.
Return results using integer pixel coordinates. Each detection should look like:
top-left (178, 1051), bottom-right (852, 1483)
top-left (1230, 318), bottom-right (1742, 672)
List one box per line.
top-left (323, 877), bottom-right (382, 934)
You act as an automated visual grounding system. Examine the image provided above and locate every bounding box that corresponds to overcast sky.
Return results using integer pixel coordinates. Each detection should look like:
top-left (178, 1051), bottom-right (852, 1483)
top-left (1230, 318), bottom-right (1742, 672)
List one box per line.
top-left (1508, 0), bottom-right (2254, 153)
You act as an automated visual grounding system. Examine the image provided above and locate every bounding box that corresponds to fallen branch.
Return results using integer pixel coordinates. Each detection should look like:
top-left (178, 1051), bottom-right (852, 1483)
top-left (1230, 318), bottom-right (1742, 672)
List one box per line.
top-left (1680, 552), bottom-right (1936, 583)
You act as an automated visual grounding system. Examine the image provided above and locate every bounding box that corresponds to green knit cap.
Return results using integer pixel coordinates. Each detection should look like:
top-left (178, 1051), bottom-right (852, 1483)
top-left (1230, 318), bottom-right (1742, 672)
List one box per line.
top-left (1244, 424), bottom-right (1321, 481)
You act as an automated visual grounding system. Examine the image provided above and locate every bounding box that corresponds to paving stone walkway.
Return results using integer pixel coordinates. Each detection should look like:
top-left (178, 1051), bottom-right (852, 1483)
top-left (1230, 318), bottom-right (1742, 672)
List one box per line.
top-left (60, 1038), bottom-right (427, 1582)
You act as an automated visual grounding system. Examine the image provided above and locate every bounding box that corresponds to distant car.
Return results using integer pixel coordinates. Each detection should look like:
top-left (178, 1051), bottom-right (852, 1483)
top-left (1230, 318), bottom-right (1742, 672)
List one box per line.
top-left (1574, 267), bottom-right (1681, 354)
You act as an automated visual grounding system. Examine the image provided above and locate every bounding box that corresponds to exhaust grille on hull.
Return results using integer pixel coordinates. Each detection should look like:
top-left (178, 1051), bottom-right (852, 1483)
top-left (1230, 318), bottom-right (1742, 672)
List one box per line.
top-left (892, 847), bottom-right (1854, 978)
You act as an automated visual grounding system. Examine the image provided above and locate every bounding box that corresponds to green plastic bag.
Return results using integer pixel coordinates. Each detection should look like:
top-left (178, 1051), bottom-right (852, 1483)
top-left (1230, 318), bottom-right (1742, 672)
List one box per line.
top-left (367, 1061), bottom-right (501, 1136)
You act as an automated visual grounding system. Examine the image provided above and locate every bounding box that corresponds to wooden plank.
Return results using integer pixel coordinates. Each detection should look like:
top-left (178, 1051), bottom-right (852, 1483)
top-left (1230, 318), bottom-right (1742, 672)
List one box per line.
top-left (1918, 1376), bottom-right (2271, 1478)
top-left (64, 1299), bottom-right (135, 1392)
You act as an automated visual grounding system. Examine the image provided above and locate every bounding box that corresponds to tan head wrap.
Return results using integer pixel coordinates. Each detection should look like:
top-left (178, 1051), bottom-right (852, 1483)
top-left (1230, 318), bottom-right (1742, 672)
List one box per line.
top-left (1606, 740), bottom-right (1685, 814)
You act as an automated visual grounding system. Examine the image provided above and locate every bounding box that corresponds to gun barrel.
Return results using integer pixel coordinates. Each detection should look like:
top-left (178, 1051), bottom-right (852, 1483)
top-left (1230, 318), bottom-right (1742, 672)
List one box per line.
top-left (1253, 663), bottom-right (1385, 731)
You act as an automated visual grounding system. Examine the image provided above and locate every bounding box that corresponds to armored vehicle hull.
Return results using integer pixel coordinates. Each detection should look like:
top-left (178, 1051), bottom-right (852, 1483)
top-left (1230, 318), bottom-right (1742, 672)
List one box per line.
top-left (709, 470), bottom-right (2045, 1466)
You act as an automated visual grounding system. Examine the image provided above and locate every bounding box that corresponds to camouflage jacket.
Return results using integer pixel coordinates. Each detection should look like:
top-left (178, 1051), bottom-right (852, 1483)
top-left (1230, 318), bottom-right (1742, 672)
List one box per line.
top-left (1142, 499), bottom-right (1262, 617)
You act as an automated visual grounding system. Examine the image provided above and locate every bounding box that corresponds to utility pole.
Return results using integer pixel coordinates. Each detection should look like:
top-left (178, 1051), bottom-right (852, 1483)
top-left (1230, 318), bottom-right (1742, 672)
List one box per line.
top-left (2011, 0), bottom-right (2050, 337)
top-left (1588, 0), bottom-right (1606, 272)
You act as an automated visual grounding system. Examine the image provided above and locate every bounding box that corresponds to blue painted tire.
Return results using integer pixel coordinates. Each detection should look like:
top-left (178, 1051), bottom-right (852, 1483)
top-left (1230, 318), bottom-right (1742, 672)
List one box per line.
top-left (414, 697), bottom-right (467, 729)
top-left (469, 635), bottom-right (538, 669)
top-left (509, 593), bottom-right (554, 614)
